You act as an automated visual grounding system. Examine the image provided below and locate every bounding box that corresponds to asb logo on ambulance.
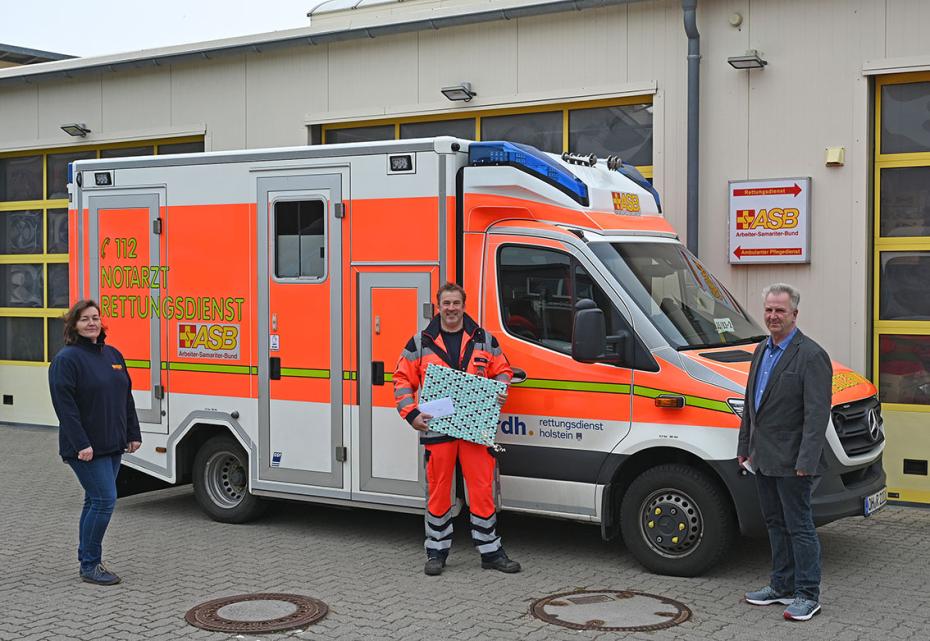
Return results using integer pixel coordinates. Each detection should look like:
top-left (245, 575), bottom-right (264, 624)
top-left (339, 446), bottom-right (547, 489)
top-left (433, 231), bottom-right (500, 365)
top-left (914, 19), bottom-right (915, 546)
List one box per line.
top-left (178, 323), bottom-right (241, 360)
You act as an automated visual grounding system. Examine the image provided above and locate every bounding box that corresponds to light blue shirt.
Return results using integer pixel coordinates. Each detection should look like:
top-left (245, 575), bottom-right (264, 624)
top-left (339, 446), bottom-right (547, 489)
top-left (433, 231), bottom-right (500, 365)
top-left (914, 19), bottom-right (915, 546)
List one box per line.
top-left (753, 327), bottom-right (798, 412)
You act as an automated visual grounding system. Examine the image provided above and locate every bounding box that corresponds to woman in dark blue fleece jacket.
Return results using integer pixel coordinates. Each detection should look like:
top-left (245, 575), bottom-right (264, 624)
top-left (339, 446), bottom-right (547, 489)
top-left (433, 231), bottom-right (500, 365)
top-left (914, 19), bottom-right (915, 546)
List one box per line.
top-left (49, 299), bottom-right (142, 586)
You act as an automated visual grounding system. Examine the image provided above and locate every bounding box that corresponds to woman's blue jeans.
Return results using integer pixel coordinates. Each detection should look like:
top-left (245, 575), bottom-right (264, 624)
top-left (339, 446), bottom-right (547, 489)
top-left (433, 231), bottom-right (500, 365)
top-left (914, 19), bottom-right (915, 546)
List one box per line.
top-left (66, 454), bottom-right (121, 573)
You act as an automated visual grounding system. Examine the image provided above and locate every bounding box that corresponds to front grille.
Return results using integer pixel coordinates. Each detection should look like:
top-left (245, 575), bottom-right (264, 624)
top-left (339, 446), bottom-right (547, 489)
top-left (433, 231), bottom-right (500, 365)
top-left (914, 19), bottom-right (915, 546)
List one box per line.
top-left (832, 397), bottom-right (884, 457)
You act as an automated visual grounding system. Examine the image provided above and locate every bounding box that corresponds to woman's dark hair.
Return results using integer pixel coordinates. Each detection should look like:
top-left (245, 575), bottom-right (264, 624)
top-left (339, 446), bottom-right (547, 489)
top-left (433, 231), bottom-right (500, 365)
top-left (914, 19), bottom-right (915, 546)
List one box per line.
top-left (62, 299), bottom-right (103, 345)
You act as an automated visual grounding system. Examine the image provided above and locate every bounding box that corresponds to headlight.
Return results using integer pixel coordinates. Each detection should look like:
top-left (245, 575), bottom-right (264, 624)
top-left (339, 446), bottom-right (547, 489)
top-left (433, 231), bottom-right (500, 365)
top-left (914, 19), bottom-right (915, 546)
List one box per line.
top-left (727, 398), bottom-right (745, 418)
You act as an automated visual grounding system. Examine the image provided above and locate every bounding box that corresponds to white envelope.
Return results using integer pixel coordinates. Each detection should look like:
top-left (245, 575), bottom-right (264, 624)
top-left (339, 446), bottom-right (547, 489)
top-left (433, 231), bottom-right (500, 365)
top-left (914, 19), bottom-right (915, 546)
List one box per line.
top-left (419, 397), bottom-right (455, 419)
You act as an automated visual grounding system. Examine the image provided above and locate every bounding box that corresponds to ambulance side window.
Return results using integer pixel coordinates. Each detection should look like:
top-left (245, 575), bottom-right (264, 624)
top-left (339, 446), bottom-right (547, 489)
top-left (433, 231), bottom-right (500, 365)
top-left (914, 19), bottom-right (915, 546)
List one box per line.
top-left (274, 200), bottom-right (326, 279)
top-left (498, 245), bottom-right (625, 356)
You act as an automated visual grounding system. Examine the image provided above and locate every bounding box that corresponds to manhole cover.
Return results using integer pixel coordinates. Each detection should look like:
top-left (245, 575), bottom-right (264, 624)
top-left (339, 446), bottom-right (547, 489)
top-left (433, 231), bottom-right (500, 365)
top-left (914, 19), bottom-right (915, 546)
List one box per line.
top-left (531, 589), bottom-right (691, 632)
top-left (185, 593), bottom-right (328, 633)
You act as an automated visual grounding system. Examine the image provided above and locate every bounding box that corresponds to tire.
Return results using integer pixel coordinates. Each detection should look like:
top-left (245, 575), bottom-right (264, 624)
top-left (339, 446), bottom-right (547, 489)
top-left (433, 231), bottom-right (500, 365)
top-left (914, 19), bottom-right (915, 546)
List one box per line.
top-left (192, 435), bottom-right (266, 523)
top-left (619, 463), bottom-right (735, 577)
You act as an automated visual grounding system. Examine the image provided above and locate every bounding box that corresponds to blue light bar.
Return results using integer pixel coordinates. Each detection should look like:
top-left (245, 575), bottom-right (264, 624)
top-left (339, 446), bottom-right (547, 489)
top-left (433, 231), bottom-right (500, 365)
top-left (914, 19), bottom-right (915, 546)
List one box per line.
top-left (469, 141), bottom-right (589, 206)
top-left (67, 162), bottom-right (73, 186)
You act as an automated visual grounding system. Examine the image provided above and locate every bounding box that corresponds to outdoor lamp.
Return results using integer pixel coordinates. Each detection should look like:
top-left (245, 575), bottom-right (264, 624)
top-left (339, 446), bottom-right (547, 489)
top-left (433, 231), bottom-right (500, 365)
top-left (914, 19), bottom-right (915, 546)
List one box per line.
top-left (727, 50), bottom-right (767, 70)
top-left (61, 123), bottom-right (91, 137)
top-left (441, 82), bottom-right (476, 102)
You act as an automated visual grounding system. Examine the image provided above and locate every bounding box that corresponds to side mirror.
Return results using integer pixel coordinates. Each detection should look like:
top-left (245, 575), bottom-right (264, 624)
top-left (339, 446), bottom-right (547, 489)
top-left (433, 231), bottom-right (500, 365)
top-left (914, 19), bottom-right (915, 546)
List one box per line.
top-left (572, 299), bottom-right (608, 363)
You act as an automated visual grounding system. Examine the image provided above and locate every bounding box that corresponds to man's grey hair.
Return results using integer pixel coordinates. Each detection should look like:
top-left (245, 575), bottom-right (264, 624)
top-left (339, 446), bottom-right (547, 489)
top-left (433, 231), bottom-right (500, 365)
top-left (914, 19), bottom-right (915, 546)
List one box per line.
top-left (762, 283), bottom-right (800, 310)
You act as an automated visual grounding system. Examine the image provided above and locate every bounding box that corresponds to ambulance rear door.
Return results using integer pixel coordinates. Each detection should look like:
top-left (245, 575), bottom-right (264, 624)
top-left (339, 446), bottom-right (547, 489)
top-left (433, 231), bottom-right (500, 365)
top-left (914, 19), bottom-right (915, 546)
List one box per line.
top-left (86, 188), bottom-right (167, 432)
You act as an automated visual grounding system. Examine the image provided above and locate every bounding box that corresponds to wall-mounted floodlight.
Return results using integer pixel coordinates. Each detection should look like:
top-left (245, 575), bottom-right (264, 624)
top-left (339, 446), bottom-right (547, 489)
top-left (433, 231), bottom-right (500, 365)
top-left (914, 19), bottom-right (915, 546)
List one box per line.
top-left (441, 82), bottom-right (476, 102)
top-left (61, 123), bottom-right (91, 137)
top-left (727, 50), bottom-right (767, 70)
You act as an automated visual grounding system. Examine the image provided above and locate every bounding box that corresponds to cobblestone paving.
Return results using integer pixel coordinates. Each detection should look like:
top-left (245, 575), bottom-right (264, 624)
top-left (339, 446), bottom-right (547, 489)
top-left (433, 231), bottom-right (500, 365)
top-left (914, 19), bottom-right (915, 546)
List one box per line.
top-left (1, 423), bottom-right (925, 641)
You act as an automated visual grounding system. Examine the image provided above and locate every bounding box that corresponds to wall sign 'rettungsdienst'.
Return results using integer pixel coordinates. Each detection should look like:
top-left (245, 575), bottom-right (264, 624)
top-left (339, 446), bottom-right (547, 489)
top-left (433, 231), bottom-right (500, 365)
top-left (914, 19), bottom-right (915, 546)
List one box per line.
top-left (728, 177), bottom-right (811, 264)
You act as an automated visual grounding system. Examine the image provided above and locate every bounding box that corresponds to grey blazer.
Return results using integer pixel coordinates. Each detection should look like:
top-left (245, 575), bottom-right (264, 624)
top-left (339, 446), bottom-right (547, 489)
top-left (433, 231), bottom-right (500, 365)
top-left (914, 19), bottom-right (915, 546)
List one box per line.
top-left (736, 329), bottom-right (833, 476)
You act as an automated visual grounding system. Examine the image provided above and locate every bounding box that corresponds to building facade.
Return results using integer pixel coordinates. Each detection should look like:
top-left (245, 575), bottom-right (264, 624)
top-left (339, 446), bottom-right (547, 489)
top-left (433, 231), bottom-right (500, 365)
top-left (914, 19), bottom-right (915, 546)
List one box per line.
top-left (1, 0), bottom-right (929, 501)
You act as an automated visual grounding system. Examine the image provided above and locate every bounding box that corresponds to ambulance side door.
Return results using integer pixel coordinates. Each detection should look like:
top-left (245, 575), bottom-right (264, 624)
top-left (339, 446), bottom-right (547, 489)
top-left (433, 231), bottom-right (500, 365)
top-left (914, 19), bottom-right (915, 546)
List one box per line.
top-left (256, 172), bottom-right (346, 490)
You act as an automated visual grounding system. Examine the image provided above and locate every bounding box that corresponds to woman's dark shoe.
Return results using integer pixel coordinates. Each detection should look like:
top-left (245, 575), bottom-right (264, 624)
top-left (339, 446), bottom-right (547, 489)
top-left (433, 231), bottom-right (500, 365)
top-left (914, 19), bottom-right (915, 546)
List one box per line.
top-left (80, 563), bottom-right (121, 585)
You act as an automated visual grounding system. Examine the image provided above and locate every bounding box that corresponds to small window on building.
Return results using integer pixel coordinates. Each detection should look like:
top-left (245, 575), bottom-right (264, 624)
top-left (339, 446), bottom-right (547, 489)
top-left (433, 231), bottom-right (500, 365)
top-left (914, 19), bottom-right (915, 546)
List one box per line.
top-left (880, 252), bottom-right (930, 320)
top-left (481, 112), bottom-right (562, 154)
top-left (47, 263), bottom-right (69, 308)
top-left (100, 146), bottom-right (155, 158)
top-left (47, 316), bottom-right (65, 360)
top-left (1, 210), bottom-right (42, 254)
top-left (157, 141), bottom-right (204, 155)
top-left (878, 334), bottom-right (930, 405)
top-left (881, 82), bottom-right (930, 154)
top-left (400, 119), bottom-right (475, 140)
top-left (0, 264), bottom-right (43, 307)
top-left (47, 209), bottom-right (68, 254)
top-left (0, 155), bottom-right (43, 202)
top-left (325, 125), bottom-right (395, 145)
top-left (0, 317), bottom-right (43, 361)
top-left (47, 151), bottom-right (96, 200)
top-left (879, 166), bottom-right (930, 237)
top-left (569, 104), bottom-right (653, 167)
top-left (274, 200), bottom-right (326, 279)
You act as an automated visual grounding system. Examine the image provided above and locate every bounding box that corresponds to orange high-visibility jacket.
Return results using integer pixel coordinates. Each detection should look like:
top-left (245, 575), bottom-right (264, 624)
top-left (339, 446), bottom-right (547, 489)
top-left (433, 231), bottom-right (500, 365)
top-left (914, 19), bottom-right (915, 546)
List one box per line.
top-left (393, 313), bottom-right (512, 444)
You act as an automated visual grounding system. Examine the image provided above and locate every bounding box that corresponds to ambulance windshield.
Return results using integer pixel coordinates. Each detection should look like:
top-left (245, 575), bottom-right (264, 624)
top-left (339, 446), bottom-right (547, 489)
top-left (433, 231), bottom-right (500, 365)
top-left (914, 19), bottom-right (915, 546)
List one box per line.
top-left (590, 241), bottom-right (766, 350)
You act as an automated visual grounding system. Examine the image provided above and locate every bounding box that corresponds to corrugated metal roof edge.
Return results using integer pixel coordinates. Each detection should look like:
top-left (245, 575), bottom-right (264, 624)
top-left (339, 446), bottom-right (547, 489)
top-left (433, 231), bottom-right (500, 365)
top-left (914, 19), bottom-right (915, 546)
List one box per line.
top-left (0, 0), bottom-right (641, 87)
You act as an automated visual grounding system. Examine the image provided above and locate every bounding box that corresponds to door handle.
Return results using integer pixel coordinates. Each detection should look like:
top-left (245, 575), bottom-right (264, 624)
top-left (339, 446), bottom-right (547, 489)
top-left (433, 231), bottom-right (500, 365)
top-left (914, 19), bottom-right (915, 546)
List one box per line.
top-left (270, 356), bottom-right (281, 380)
top-left (510, 367), bottom-right (527, 384)
top-left (372, 361), bottom-right (385, 386)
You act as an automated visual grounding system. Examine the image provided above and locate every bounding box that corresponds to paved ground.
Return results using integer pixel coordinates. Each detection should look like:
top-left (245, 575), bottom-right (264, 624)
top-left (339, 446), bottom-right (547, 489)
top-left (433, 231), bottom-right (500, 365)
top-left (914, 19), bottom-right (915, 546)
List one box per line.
top-left (1, 423), bottom-right (926, 641)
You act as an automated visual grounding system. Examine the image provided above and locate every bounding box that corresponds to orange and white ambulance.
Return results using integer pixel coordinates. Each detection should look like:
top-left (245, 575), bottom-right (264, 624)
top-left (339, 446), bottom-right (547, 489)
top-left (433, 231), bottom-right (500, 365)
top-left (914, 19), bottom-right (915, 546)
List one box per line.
top-left (68, 138), bottom-right (886, 576)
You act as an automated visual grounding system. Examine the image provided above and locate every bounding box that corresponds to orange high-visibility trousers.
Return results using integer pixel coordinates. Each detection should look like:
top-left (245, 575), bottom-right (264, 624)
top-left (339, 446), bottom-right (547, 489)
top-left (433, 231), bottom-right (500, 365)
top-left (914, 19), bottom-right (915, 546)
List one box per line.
top-left (423, 440), bottom-right (502, 559)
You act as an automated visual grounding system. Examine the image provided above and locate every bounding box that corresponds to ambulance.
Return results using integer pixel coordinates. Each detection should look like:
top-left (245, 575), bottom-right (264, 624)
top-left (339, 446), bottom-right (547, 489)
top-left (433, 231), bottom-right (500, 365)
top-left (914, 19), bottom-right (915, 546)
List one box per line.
top-left (68, 138), bottom-right (886, 576)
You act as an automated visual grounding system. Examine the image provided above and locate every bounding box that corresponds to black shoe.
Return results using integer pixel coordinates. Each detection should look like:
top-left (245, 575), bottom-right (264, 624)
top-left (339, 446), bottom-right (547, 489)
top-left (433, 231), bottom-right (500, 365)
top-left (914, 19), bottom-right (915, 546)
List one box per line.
top-left (481, 552), bottom-right (521, 574)
top-left (424, 557), bottom-right (446, 576)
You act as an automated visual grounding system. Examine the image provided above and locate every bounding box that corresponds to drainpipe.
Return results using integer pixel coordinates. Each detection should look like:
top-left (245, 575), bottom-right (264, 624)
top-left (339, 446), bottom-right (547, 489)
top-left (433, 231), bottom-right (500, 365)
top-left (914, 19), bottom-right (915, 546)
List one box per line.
top-left (682, 0), bottom-right (700, 256)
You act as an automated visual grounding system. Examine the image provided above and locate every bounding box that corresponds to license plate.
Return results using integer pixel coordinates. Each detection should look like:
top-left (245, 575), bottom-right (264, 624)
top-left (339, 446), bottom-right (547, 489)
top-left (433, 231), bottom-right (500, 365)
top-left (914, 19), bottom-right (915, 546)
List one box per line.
top-left (864, 487), bottom-right (887, 516)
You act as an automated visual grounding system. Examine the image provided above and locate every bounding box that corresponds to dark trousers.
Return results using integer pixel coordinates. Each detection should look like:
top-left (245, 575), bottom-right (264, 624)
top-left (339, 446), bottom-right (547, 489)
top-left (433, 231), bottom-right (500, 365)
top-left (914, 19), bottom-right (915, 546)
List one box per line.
top-left (754, 471), bottom-right (821, 601)
top-left (66, 453), bottom-right (122, 572)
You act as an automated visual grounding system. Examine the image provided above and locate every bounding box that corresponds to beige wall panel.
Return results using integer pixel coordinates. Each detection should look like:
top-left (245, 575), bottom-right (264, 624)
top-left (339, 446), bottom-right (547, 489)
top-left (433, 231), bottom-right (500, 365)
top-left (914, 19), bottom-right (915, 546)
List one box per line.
top-left (650, 1), bottom-right (687, 239)
top-left (36, 76), bottom-right (102, 141)
top-left (695, 0), bottom-right (751, 311)
top-left (171, 56), bottom-right (247, 151)
top-left (0, 85), bottom-right (38, 141)
top-left (246, 48), bottom-right (328, 148)
top-left (101, 68), bottom-right (171, 133)
top-left (516, 7), bottom-right (629, 93)
top-left (418, 21), bottom-right (518, 104)
top-left (0, 366), bottom-right (54, 426)
top-left (706, 0), bottom-right (873, 369)
top-left (885, 0), bottom-right (930, 59)
top-left (328, 34), bottom-right (417, 112)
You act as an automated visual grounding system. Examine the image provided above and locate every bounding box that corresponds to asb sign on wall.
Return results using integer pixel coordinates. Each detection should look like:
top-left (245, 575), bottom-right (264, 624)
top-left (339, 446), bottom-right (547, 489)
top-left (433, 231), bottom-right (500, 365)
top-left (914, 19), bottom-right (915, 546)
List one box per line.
top-left (728, 177), bottom-right (811, 264)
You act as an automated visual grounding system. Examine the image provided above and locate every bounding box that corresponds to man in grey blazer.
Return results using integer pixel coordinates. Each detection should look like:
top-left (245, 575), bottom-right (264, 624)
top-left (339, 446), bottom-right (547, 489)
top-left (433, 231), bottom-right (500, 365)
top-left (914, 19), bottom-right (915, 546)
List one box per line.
top-left (737, 283), bottom-right (832, 622)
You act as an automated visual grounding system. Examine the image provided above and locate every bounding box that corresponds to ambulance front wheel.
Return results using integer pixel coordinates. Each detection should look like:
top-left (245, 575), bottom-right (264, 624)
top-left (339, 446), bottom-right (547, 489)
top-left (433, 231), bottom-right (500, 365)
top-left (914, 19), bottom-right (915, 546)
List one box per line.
top-left (193, 435), bottom-right (267, 523)
top-left (619, 463), bottom-right (735, 577)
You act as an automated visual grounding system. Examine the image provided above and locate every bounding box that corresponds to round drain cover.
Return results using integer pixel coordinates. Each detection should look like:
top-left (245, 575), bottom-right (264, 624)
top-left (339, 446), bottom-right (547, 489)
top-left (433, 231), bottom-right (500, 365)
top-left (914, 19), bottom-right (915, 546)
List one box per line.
top-left (185, 593), bottom-right (328, 633)
top-left (531, 589), bottom-right (691, 632)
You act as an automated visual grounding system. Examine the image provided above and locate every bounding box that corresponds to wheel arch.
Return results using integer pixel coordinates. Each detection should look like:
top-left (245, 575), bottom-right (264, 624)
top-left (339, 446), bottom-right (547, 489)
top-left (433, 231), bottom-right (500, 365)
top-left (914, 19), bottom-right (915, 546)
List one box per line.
top-left (599, 446), bottom-right (738, 541)
top-left (171, 411), bottom-right (255, 485)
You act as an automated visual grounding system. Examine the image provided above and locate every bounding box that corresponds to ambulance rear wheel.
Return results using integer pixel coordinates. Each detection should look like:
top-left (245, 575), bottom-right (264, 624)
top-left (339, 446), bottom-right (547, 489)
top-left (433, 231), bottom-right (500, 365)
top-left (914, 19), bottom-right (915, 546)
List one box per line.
top-left (193, 436), bottom-right (266, 523)
top-left (619, 463), bottom-right (734, 577)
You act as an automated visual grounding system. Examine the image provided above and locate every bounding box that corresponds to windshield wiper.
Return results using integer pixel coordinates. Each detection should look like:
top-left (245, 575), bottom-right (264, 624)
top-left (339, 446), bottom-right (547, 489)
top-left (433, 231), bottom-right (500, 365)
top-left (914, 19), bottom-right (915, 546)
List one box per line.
top-left (676, 335), bottom-right (767, 352)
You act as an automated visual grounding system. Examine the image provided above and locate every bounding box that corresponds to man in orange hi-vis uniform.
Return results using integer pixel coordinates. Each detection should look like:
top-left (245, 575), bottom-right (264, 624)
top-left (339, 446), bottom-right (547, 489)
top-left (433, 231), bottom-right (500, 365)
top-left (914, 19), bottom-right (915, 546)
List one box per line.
top-left (393, 282), bottom-right (521, 576)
